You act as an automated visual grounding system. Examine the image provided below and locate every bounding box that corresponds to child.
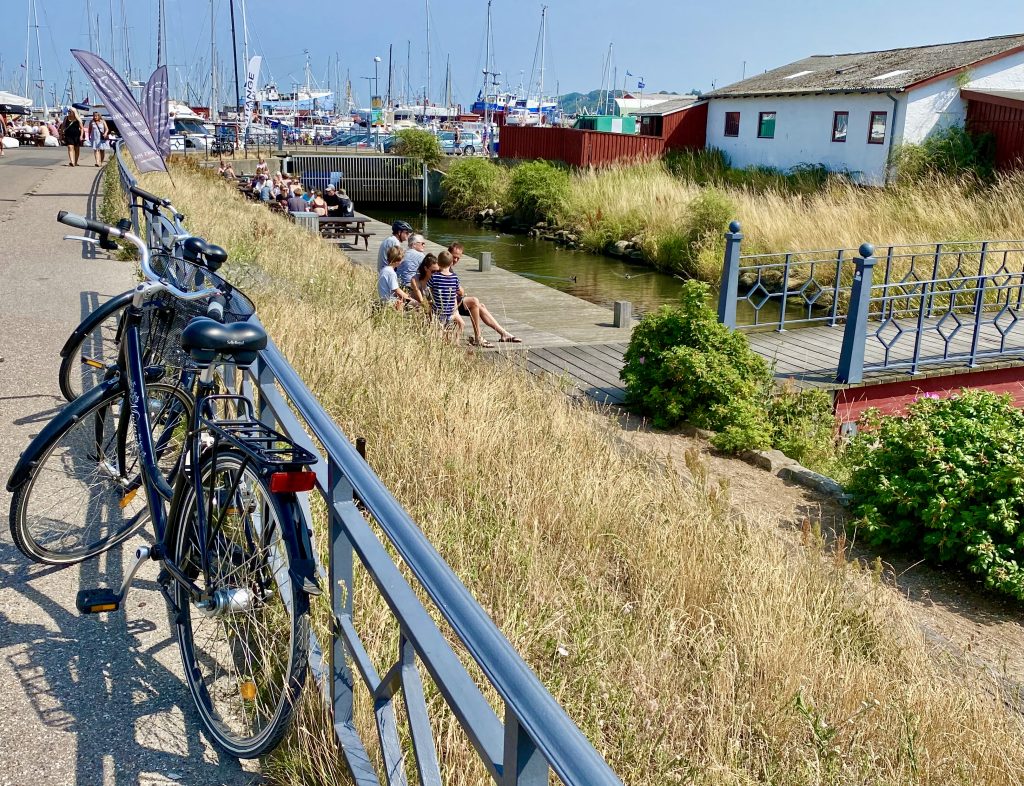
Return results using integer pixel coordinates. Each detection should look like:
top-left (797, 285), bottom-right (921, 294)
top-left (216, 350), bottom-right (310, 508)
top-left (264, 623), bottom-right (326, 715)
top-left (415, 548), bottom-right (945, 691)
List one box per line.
top-left (378, 245), bottom-right (415, 311)
top-left (427, 251), bottom-right (465, 340)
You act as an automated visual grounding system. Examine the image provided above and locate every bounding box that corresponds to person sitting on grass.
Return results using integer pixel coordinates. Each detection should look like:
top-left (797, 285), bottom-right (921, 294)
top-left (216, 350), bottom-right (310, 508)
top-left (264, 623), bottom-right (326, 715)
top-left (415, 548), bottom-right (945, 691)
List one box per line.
top-left (409, 254), bottom-right (439, 308)
top-left (378, 245), bottom-right (416, 311)
top-left (427, 251), bottom-right (464, 341)
top-left (447, 241), bottom-right (521, 346)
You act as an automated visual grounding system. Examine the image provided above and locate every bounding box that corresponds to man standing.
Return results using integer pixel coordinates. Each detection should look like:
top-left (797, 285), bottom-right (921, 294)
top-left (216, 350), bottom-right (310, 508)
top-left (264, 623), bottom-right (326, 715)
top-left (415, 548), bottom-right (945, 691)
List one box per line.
top-left (397, 234), bottom-right (427, 286)
top-left (378, 220), bottom-right (413, 269)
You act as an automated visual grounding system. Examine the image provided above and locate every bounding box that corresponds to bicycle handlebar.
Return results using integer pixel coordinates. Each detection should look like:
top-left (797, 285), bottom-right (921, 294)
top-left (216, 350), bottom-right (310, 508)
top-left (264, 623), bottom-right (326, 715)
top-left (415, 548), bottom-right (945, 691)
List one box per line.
top-left (57, 211), bottom-right (221, 304)
top-left (129, 184), bottom-right (185, 221)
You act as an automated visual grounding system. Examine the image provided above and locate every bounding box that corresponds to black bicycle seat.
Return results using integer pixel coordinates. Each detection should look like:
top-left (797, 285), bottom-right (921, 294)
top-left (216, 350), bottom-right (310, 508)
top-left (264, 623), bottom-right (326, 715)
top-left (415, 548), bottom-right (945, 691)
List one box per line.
top-left (182, 236), bottom-right (209, 263)
top-left (181, 317), bottom-right (266, 367)
top-left (202, 243), bottom-right (227, 271)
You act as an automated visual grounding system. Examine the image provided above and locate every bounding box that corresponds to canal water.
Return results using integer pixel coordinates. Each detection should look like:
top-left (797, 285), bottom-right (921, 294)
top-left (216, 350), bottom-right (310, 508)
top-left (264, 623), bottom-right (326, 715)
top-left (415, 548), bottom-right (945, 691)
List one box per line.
top-left (376, 210), bottom-right (689, 315)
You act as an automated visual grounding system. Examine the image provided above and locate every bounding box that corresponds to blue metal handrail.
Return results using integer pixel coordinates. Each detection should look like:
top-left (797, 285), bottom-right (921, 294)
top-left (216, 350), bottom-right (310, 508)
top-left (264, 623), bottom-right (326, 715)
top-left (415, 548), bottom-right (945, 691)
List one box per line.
top-left (115, 143), bottom-right (622, 786)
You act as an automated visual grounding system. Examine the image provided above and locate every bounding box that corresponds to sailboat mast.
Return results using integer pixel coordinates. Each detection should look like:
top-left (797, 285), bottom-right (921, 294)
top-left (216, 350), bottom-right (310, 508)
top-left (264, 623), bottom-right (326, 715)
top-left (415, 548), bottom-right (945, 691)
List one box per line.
top-left (424, 0), bottom-right (430, 119)
top-left (156, 0), bottom-right (166, 68)
top-left (405, 40), bottom-right (411, 107)
top-left (241, 0), bottom-right (250, 73)
top-left (210, 0), bottom-right (218, 121)
top-left (228, 0), bottom-right (241, 115)
top-left (24, 0), bottom-right (31, 98)
top-left (31, 0), bottom-right (45, 110)
top-left (538, 6), bottom-right (546, 109)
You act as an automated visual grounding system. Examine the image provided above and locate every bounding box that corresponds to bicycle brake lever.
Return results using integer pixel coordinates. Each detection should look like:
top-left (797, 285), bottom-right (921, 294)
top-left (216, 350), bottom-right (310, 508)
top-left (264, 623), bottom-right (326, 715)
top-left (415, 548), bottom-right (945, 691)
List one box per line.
top-left (63, 235), bottom-right (100, 245)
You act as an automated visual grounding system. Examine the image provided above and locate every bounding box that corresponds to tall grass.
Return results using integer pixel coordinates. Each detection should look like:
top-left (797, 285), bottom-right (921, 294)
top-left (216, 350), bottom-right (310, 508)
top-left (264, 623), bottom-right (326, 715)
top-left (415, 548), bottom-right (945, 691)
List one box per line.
top-left (126, 159), bottom-right (1024, 785)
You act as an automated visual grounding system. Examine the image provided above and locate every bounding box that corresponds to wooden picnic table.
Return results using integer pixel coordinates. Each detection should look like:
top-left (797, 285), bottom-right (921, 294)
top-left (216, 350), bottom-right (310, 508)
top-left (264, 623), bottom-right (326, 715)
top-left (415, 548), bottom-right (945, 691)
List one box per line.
top-left (318, 214), bottom-right (375, 250)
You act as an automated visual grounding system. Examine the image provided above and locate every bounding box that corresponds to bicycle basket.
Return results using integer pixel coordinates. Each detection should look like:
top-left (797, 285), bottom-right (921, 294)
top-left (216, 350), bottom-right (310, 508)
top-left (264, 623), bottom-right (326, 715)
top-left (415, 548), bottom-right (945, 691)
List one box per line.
top-left (141, 254), bottom-right (258, 376)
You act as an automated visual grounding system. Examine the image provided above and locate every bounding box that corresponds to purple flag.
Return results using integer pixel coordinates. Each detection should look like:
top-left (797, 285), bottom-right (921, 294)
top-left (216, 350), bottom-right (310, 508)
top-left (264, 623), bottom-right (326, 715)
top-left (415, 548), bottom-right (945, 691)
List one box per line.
top-left (71, 49), bottom-right (166, 173)
top-left (142, 65), bottom-right (170, 159)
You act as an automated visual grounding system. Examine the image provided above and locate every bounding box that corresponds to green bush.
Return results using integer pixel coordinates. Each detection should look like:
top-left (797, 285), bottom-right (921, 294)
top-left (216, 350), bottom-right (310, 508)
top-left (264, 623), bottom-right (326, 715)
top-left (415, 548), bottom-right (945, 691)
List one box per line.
top-left (664, 149), bottom-right (839, 194)
top-left (505, 160), bottom-right (571, 224)
top-left (392, 128), bottom-right (444, 170)
top-left (892, 125), bottom-right (996, 182)
top-left (846, 390), bottom-right (1024, 599)
top-left (620, 281), bottom-right (775, 448)
top-left (441, 157), bottom-right (508, 219)
top-left (664, 147), bottom-right (731, 185)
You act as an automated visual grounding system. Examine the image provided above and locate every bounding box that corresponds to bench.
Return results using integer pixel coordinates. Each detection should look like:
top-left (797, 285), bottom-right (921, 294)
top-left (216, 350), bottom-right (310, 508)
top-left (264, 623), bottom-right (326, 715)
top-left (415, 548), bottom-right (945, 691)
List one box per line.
top-left (325, 231), bottom-right (375, 250)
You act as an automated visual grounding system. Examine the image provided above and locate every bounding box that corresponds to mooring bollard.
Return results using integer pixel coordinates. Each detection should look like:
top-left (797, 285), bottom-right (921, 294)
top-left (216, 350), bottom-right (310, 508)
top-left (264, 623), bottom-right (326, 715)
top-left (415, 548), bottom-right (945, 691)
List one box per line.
top-left (613, 300), bottom-right (633, 327)
top-left (479, 251), bottom-right (492, 272)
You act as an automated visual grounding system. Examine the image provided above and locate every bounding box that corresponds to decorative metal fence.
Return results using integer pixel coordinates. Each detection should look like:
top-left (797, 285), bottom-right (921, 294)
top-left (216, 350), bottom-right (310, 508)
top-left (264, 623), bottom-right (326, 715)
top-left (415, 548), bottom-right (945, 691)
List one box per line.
top-left (116, 143), bottom-right (622, 786)
top-left (718, 221), bottom-right (1024, 383)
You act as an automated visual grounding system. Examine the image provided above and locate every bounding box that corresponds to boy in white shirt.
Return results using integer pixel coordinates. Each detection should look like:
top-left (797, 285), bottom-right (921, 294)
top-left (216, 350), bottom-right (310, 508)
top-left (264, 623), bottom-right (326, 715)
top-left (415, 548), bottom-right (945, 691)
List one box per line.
top-left (378, 245), bottom-right (415, 310)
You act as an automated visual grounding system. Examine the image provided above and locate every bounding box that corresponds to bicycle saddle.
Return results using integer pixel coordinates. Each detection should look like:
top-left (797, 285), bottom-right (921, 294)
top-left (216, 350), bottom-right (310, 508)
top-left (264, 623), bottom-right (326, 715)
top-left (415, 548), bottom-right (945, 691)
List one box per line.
top-left (181, 317), bottom-right (267, 367)
top-left (182, 237), bottom-right (228, 271)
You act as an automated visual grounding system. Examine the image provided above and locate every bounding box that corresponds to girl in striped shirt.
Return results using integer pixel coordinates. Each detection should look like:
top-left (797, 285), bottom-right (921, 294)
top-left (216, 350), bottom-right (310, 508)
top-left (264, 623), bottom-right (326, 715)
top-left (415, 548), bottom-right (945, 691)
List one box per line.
top-left (427, 251), bottom-right (465, 340)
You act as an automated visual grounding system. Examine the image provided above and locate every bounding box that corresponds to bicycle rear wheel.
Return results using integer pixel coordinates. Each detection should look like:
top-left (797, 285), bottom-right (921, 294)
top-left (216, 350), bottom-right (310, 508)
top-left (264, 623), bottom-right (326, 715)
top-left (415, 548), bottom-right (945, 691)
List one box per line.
top-left (9, 382), bottom-right (192, 564)
top-left (170, 449), bottom-right (309, 758)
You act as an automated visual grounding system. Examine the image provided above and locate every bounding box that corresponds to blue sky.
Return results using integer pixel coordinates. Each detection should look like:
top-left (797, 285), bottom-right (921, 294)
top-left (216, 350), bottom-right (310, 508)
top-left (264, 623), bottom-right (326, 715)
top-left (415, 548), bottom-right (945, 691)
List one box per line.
top-left (1, 0), bottom-right (1022, 108)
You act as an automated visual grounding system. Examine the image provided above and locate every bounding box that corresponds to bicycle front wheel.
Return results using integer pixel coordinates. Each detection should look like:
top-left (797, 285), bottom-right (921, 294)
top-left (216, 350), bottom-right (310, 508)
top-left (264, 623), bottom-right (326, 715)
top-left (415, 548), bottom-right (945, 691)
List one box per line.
top-left (59, 306), bottom-right (122, 402)
top-left (9, 382), bottom-right (192, 564)
top-left (170, 450), bottom-right (309, 758)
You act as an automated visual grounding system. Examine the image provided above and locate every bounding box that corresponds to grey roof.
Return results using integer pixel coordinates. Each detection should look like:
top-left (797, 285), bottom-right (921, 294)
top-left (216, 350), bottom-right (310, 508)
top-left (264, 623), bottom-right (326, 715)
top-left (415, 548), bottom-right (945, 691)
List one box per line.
top-left (634, 96), bottom-right (702, 116)
top-left (705, 34), bottom-right (1024, 98)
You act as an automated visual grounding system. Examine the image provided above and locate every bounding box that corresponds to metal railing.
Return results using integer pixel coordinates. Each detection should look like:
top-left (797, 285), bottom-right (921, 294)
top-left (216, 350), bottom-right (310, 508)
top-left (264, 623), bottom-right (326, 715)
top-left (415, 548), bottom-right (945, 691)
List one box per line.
top-left (718, 222), bottom-right (1024, 383)
top-left (115, 142), bottom-right (622, 786)
top-left (289, 153), bottom-right (426, 205)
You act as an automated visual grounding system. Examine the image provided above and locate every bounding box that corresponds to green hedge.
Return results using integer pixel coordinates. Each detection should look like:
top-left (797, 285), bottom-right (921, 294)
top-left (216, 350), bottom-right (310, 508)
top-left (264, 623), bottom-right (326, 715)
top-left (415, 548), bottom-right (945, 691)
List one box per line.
top-left (846, 390), bottom-right (1024, 599)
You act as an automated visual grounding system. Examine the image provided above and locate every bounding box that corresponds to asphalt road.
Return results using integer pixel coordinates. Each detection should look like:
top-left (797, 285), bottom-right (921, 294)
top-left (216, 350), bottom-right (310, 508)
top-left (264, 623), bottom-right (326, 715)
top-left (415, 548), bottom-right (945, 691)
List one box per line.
top-left (0, 149), bottom-right (261, 786)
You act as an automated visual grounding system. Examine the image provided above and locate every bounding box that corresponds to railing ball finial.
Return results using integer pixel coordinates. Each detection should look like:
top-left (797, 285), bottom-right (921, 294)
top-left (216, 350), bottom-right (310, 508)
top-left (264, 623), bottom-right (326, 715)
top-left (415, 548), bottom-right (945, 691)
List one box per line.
top-left (728, 220), bottom-right (741, 234)
top-left (858, 242), bottom-right (875, 258)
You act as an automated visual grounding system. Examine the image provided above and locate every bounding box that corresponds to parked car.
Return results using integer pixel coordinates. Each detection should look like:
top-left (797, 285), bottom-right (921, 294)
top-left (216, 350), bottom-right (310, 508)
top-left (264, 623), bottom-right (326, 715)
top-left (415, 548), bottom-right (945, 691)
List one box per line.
top-left (438, 131), bottom-right (481, 155)
top-left (325, 131), bottom-right (375, 148)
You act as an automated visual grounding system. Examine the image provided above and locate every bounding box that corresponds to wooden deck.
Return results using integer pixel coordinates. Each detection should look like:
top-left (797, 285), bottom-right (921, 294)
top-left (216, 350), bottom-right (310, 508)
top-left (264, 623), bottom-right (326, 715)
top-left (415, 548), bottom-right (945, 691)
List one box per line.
top-left (324, 215), bottom-right (1024, 406)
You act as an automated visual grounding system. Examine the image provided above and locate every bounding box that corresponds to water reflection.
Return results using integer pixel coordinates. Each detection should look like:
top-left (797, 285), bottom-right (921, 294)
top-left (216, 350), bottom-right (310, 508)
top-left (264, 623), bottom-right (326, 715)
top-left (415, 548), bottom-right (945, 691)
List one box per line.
top-left (377, 211), bottom-right (689, 315)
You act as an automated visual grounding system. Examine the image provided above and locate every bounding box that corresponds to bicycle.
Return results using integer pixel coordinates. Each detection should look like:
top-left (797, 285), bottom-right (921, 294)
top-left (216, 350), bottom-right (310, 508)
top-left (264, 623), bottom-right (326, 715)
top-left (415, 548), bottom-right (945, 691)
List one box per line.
top-left (59, 184), bottom-right (229, 402)
top-left (8, 211), bottom-right (321, 757)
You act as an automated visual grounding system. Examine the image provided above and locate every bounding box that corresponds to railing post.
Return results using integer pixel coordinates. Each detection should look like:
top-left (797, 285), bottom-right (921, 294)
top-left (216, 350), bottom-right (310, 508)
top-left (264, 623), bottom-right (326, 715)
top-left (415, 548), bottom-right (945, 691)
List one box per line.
top-left (836, 243), bottom-right (877, 384)
top-left (328, 456), bottom-right (358, 744)
top-left (717, 220), bottom-right (743, 329)
top-left (503, 710), bottom-right (548, 786)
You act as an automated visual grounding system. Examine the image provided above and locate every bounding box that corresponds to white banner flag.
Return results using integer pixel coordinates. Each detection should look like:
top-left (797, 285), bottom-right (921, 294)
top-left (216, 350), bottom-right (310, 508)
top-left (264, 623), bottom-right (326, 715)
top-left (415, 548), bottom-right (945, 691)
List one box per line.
top-left (243, 55), bottom-right (262, 142)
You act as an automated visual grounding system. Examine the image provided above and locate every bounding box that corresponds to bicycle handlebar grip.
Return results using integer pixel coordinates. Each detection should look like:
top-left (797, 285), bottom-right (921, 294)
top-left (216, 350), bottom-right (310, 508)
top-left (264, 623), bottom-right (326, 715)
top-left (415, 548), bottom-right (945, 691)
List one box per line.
top-left (129, 184), bottom-right (171, 208)
top-left (57, 210), bottom-right (122, 238)
top-left (207, 292), bottom-right (226, 323)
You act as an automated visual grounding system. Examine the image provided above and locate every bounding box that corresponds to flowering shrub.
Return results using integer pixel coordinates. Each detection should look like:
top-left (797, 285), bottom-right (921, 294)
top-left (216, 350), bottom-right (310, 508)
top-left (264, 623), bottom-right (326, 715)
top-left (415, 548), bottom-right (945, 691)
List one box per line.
top-left (846, 390), bottom-right (1024, 598)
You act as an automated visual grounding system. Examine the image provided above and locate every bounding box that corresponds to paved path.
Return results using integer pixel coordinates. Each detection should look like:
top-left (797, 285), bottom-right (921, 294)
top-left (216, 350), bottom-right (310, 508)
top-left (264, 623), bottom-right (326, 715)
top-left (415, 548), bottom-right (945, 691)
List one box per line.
top-left (0, 150), bottom-right (260, 786)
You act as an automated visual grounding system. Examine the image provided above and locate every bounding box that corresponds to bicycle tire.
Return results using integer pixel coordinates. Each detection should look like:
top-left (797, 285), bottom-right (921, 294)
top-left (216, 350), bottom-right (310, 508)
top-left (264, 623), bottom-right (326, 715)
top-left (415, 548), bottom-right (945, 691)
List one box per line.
top-left (10, 382), bottom-right (193, 565)
top-left (59, 304), bottom-right (123, 402)
top-left (169, 449), bottom-right (309, 758)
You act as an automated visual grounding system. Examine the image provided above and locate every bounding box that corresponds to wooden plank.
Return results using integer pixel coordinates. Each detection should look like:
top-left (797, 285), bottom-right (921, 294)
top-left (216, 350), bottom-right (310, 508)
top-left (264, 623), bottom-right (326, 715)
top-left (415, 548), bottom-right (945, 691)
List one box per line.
top-left (530, 347), bottom-right (625, 393)
top-left (551, 345), bottom-right (625, 382)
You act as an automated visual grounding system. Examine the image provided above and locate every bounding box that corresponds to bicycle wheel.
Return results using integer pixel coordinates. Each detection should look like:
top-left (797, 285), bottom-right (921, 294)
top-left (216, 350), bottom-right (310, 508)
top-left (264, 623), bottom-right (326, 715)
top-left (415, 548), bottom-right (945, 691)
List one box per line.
top-left (170, 449), bottom-right (309, 758)
top-left (59, 307), bottom-right (123, 402)
top-left (9, 382), bottom-right (192, 565)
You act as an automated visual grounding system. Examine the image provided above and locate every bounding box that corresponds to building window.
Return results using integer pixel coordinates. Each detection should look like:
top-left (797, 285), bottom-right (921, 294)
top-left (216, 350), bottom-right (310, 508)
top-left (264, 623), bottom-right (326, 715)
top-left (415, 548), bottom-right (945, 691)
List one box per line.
top-left (757, 111), bottom-right (776, 139)
top-left (724, 112), bottom-right (740, 137)
top-left (868, 111), bottom-right (888, 144)
top-left (832, 111), bottom-right (849, 142)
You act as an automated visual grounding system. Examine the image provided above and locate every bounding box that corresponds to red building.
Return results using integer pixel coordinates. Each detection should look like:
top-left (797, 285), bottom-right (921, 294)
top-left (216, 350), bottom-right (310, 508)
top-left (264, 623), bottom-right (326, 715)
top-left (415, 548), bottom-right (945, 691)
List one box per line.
top-left (499, 99), bottom-right (707, 168)
top-left (963, 88), bottom-right (1024, 170)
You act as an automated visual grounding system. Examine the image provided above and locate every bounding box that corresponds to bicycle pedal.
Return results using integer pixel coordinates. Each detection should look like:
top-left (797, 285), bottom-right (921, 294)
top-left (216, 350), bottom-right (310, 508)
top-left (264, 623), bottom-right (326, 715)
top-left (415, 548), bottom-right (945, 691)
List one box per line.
top-left (76, 588), bottom-right (121, 614)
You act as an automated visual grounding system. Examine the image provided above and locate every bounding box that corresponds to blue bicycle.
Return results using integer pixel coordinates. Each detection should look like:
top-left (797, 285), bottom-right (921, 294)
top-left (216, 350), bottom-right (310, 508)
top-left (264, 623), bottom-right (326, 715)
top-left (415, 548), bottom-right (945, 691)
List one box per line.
top-left (8, 212), bottom-right (321, 757)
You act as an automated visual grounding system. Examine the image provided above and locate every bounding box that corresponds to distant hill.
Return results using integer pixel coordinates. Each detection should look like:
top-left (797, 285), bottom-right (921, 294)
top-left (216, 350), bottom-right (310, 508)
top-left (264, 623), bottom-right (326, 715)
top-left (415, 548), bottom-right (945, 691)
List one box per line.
top-left (554, 89), bottom-right (695, 115)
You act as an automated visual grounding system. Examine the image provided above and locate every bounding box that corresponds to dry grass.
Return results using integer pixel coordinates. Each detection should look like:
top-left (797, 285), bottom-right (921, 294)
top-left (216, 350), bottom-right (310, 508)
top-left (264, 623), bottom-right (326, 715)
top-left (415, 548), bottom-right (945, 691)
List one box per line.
top-left (565, 160), bottom-right (1024, 275)
top-left (126, 160), bottom-right (1024, 785)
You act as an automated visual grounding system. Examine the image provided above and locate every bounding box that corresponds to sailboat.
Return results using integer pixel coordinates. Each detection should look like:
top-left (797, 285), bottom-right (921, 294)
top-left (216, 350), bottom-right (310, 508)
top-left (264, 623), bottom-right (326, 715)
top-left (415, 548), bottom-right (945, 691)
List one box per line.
top-left (505, 6), bottom-right (560, 126)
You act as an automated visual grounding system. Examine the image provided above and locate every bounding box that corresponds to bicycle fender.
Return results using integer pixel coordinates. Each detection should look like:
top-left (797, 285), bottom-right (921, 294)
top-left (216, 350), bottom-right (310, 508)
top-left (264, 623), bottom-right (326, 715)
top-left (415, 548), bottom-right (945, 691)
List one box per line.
top-left (59, 290), bottom-right (133, 358)
top-left (279, 495), bottom-right (322, 597)
top-left (6, 376), bottom-right (124, 491)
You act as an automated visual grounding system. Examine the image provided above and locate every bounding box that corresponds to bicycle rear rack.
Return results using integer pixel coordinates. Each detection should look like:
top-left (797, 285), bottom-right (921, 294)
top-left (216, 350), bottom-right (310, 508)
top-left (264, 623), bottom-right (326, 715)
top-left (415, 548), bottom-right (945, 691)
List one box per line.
top-left (199, 395), bottom-right (318, 469)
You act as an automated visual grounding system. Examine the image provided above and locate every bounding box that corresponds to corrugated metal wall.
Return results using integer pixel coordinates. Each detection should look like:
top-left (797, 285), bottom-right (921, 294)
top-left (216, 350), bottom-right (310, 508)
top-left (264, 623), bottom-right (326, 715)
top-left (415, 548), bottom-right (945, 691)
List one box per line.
top-left (966, 99), bottom-right (1024, 170)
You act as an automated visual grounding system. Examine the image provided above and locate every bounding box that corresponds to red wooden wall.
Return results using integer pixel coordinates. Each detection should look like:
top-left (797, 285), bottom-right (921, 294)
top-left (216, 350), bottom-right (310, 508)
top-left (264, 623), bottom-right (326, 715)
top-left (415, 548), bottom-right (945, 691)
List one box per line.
top-left (964, 92), bottom-right (1024, 170)
top-left (834, 365), bottom-right (1024, 426)
top-left (499, 103), bottom-right (707, 167)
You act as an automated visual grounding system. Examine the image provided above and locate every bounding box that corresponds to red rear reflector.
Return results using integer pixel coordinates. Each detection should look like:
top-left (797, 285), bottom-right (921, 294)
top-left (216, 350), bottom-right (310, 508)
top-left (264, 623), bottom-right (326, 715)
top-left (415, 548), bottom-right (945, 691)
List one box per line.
top-left (270, 471), bottom-right (317, 493)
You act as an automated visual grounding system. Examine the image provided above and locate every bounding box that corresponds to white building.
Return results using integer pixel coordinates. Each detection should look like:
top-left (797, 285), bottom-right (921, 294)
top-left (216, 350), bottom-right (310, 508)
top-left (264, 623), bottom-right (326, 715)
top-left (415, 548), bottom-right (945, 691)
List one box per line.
top-left (703, 34), bottom-right (1024, 184)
